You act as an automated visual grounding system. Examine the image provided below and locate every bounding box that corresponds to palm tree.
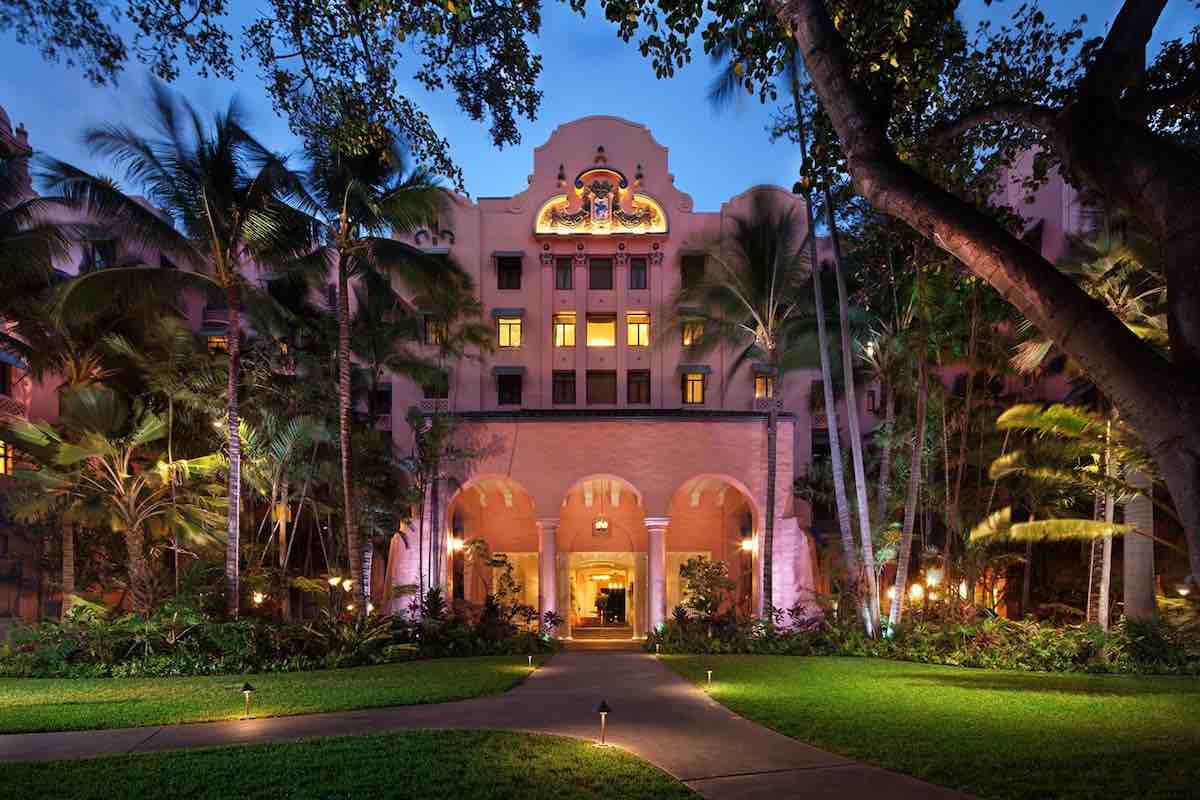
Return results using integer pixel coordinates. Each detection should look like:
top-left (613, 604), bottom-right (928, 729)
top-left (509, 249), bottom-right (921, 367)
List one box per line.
top-left (0, 385), bottom-right (223, 613)
top-left (300, 132), bottom-right (444, 610)
top-left (669, 189), bottom-right (821, 615)
top-left (43, 81), bottom-right (315, 616)
top-left (0, 143), bottom-right (71, 314)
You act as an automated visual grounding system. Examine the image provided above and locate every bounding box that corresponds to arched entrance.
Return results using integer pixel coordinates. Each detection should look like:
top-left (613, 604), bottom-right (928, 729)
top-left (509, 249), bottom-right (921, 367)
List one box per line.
top-left (557, 475), bottom-right (646, 639)
top-left (666, 475), bottom-right (762, 619)
top-left (444, 475), bottom-right (539, 610)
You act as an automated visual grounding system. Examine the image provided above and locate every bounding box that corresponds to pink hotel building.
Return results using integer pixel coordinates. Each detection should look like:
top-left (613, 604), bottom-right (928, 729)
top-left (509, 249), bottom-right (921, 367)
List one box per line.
top-left (2, 109), bottom-right (1092, 631)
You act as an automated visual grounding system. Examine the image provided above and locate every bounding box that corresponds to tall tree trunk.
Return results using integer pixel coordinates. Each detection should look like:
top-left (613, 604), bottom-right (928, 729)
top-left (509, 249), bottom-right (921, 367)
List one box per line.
top-left (336, 252), bottom-right (365, 612)
top-left (279, 479), bottom-right (290, 620)
top-left (224, 281), bottom-right (243, 619)
top-left (763, 404), bottom-right (777, 615)
top-left (889, 350), bottom-right (928, 628)
top-left (60, 519), bottom-right (74, 620)
top-left (826, 189), bottom-right (879, 635)
top-left (948, 284), bottom-right (980, 601)
top-left (1021, 540), bottom-right (1034, 617)
top-left (1123, 470), bottom-right (1157, 621)
top-left (784, 0), bottom-right (1200, 588)
top-left (126, 524), bottom-right (151, 615)
top-left (875, 384), bottom-right (896, 527)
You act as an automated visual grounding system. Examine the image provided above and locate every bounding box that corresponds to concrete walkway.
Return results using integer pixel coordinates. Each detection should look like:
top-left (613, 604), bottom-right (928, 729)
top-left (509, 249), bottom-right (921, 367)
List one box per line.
top-left (0, 647), bottom-right (971, 799)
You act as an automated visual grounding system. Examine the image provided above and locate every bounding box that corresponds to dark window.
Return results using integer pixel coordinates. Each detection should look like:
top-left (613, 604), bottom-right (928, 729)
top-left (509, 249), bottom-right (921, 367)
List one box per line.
top-left (159, 254), bottom-right (177, 270)
top-left (497, 256), bottom-right (522, 290)
top-left (371, 384), bottom-right (393, 417)
top-left (452, 551), bottom-right (465, 600)
top-left (0, 533), bottom-right (7, 557)
top-left (326, 283), bottom-right (337, 309)
top-left (629, 256), bottom-right (648, 290)
top-left (552, 371), bottom-right (576, 405)
top-left (589, 258), bottom-right (613, 290)
top-left (0, 364), bottom-right (9, 396)
top-left (867, 389), bottom-right (877, 412)
top-left (497, 373), bottom-right (522, 405)
top-left (422, 376), bottom-right (449, 400)
top-left (681, 254), bottom-right (706, 288)
top-left (628, 370), bottom-right (651, 404)
top-left (586, 370), bottom-right (617, 404)
top-left (555, 257), bottom-right (573, 290)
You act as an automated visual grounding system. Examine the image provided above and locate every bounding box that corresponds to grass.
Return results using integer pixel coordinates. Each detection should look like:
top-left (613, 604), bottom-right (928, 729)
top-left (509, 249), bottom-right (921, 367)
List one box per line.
top-left (4, 729), bottom-right (695, 799)
top-left (0, 655), bottom-right (545, 734)
top-left (665, 655), bottom-right (1200, 800)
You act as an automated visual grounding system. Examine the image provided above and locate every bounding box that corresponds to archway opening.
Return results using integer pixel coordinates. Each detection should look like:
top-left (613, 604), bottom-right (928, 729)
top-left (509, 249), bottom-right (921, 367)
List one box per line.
top-left (667, 475), bottom-right (761, 618)
top-left (445, 476), bottom-right (538, 610)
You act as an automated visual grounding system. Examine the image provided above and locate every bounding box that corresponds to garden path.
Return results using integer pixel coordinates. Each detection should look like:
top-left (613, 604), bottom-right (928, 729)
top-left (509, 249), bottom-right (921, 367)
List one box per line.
top-left (0, 646), bottom-right (972, 799)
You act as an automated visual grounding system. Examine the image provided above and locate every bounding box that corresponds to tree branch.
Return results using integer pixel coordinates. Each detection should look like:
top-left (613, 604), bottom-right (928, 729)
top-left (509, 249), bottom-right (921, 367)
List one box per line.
top-left (1076, 0), bottom-right (1168, 103)
top-left (932, 101), bottom-right (1059, 142)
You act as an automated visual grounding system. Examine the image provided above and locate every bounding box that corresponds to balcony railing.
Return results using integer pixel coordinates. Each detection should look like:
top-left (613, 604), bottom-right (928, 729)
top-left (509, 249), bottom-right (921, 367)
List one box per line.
top-left (752, 397), bottom-right (783, 412)
top-left (417, 398), bottom-right (450, 414)
top-left (0, 395), bottom-right (28, 419)
top-left (202, 304), bottom-right (231, 325)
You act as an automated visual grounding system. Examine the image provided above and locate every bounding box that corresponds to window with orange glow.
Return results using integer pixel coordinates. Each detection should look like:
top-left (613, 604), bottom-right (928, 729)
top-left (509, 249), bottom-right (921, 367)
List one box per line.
top-left (586, 315), bottom-right (616, 347)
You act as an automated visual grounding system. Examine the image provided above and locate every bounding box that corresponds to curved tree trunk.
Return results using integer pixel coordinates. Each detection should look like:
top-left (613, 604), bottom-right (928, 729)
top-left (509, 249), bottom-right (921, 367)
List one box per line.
top-left (337, 252), bottom-right (365, 613)
top-left (61, 519), bottom-right (74, 620)
top-left (827, 189), bottom-right (879, 636)
top-left (224, 280), bottom-right (243, 619)
top-left (889, 351), bottom-right (928, 628)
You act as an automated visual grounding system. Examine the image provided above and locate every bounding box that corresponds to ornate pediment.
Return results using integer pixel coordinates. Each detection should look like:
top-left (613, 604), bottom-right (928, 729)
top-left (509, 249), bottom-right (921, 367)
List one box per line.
top-left (535, 167), bottom-right (667, 236)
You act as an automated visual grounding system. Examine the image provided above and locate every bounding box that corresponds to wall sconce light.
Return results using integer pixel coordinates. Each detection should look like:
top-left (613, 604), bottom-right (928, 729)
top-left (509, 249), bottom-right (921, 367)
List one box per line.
top-left (886, 587), bottom-right (896, 600)
top-left (596, 700), bottom-right (611, 744)
top-left (346, 603), bottom-right (355, 612)
top-left (910, 584), bottom-right (924, 600)
top-left (367, 603), bottom-right (375, 613)
top-left (449, 537), bottom-right (465, 553)
top-left (739, 538), bottom-right (755, 553)
top-left (593, 516), bottom-right (610, 536)
top-left (241, 683), bottom-right (255, 719)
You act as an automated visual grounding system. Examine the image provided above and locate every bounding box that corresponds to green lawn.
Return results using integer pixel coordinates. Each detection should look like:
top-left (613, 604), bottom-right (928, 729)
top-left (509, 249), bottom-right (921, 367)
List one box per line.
top-left (0, 656), bottom-right (544, 734)
top-left (5, 729), bottom-right (694, 799)
top-left (665, 655), bottom-right (1200, 800)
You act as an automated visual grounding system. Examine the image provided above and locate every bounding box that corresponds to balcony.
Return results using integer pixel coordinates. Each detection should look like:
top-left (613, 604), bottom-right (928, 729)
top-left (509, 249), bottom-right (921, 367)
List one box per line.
top-left (418, 398), bottom-right (450, 414)
top-left (752, 397), bottom-right (782, 412)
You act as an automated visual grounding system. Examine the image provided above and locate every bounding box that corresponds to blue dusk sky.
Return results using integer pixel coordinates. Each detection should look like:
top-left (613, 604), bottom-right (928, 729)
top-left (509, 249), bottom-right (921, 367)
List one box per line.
top-left (0, 1), bottom-right (1193, 211)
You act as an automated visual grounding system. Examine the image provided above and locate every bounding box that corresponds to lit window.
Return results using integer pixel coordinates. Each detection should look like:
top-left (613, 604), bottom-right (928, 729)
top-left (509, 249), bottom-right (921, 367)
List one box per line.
top-left (0, 442), bottom-right (11, 476)
top-left (682, 320), bottom-right (704, 348)
top-left (552, 371), bottom-right (576, 405)
top-left (497, 317), bottom-right (522, 348)
top-left (207, 335), bottom-right (228, 354)
top-left (497, 374), bottom-right (522, 405)
top-left (589, 258), bottom-right (613, 290)
top-left (586, 371), bottom-right (617, 404)
top-left (555, 257), bottom-right (573, 290)
top-left (424, 318), bottom-right (448, 345)
top-left (628, 370), bottom-right (650, 404)
top-left (682, 372), bottom-right (706, 405)
top-left (586, 315), bottom-right (616, 347)
top-left (627, 312), bottom-right (650, 347)
top-left (629, 257), bottom-right (648, 290)
top-left (497, 256), bottom-right (522, 290)
top-left (755, 375), bottom-right (774, 399)
top-left (553, 312), bottom-right (576, 347)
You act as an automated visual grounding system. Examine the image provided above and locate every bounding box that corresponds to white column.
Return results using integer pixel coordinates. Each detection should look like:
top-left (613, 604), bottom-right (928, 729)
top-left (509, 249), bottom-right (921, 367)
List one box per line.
top-left (645, 516), bottom-right (669, 632)
top-left (537, 518), bottom-right (559, 630)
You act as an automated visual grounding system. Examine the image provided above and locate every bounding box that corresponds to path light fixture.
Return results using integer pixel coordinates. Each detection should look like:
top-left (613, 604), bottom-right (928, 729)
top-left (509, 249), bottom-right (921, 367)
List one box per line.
top-left (655, 643), bottom-right (660, 656)
top-left (596, 700), bottom-right (611, 745)
top-left (528, 655), bottom-right (533, 669)
top-left (241, 683), bottom-right (255, 719)
top-left (706, 669), bottom-right (713, 686)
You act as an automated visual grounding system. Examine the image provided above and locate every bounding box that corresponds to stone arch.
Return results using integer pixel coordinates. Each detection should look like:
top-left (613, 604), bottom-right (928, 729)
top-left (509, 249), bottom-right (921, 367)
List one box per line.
top-left (557, 473), bottom-right (647, 554)
top-left (666, 474), bottom-right (763, 617)
top-left (445, 474), bottom-right (539, 606)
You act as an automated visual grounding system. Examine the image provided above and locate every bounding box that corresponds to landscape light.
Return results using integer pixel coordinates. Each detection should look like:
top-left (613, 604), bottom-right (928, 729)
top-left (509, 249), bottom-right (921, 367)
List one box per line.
top-left (959, 581), bottom-right (968, 597)
top-left (926, 570), bottom-right (942, 587)
top-left (241, 683), bottom-right (255, 719)
top-left (886, 587), bottom-right (896, 600)
top-left (341, 579), bottom-right (353, 592)
top-left (706, 669), bottom-right (713, 686)
top-left (327, 576), bottom-right (340, 587)
top-left (528, 655), bottom-right (533, 668)
top-left (910, 584), bottom-right (924, 600)
top-left (346, 603), bottom-right (355, 612)
top-left (929, 591), bottom-right (940, 602)
top-left (596, 700), bottom-right (611, 745)
top-left (367, 603), bottom-right (375, 613)
top-left (251, 591), bottom-right (265, 606)
top-left (655, 643), bottom-right (661, 656)
top-left (1179, 586), bottom-right (1192, 597)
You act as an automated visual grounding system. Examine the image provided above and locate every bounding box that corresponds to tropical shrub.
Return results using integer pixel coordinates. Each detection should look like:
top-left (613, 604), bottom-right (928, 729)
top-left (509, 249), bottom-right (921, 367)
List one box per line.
top-left (646, 613), bottom-right (1200, 675)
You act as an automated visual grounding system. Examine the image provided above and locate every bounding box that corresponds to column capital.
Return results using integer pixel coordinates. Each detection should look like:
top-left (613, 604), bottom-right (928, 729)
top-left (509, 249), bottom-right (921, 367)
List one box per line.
top-left (643, 516), bottom-right (670, 532)
top-left (536, 517), bottom-right (561, 533)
